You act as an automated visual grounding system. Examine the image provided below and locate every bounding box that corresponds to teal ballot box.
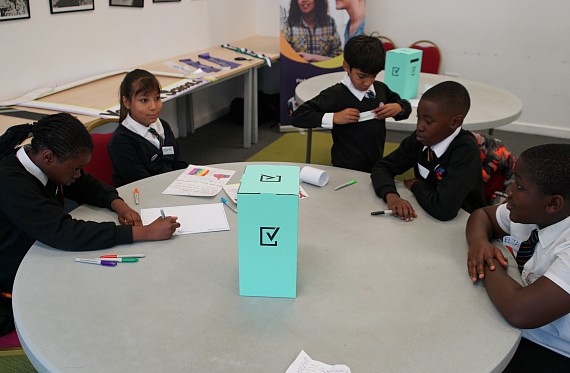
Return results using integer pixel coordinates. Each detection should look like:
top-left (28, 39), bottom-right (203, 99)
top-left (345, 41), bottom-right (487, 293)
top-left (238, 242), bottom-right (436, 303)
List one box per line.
top-left (384, 48), bottom-right (423, 99)
top-left (238, 165), bottom-right (300, 298)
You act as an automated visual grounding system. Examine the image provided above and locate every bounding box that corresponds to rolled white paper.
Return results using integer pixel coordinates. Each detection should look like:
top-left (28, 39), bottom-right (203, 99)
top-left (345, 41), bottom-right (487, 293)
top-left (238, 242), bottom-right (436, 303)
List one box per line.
top-left (300, 166), bottom-right (329, 187)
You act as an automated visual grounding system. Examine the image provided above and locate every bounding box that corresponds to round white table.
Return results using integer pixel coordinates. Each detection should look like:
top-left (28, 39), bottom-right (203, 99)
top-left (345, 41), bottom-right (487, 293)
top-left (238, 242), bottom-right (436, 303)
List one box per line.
top-left (13, 163), bottom-right (520, 372)
top-left (294, 71), bottom-right (523, 132)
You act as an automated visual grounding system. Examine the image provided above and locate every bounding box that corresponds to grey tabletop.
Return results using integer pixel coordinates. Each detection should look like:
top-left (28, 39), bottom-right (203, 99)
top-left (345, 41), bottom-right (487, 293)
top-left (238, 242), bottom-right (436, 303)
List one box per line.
top-left (294, 71), bottom-right (523, 132)
top-left (13, 162), bottom-right (520, 372)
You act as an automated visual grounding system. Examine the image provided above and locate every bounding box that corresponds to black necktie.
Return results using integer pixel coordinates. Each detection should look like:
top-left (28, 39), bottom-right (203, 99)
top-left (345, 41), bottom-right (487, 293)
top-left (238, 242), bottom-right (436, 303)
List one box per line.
top-left (365, 90), bottom-right (375, 99)
top-left (516, 229), bottom-right (539, 273)
top-left (148, 127), bottom-right (163, 148)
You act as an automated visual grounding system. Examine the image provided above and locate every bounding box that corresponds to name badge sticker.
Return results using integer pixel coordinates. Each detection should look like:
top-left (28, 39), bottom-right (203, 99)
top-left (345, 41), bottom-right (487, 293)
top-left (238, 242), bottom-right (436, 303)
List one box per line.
top-left (162, 146), bottom-right (175, 155)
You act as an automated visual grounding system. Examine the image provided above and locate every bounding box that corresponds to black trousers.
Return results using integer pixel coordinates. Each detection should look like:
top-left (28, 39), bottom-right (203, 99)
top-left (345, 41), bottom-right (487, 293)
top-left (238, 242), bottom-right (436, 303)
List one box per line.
top-left (503, 337), bottom-right (570, 372)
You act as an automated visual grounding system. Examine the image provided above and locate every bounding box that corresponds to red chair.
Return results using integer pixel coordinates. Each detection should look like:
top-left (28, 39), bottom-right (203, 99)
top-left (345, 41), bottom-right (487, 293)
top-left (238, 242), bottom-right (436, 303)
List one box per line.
top-left (0, 329), bottom-right (21, 352)
top-left (409, 40), bottom-right (441, 74)
top-left (83, 133), bottom-right (115, 187)
top-left (83, 119), bottom-right (118, 187)
top-left (377, 35), bottom-right (396, 54)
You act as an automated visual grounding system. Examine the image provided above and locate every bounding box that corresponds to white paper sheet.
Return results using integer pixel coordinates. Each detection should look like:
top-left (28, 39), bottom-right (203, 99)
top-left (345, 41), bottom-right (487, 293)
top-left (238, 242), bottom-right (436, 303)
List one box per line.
top-left (162, 165), bottom-right (236, 197)
top-left (141, 203), bottom-right (230, 235)
top-left (286, 350), bottom-right (351, 373)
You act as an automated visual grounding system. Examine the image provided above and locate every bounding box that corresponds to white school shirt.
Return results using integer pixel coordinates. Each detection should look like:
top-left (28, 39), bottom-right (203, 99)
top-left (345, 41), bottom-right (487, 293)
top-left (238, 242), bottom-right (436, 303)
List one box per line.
top-left (121, 114), bottom-right (165, 149)
top-left (496, 203), bottom-right (570, 357)
top-left (321, 73), bottom-right (375, 129)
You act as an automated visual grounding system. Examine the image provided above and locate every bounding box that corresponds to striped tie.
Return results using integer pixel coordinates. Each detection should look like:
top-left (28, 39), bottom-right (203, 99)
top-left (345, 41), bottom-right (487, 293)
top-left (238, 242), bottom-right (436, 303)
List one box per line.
top-left (365, 90), bottom-right (375, 99)
top-left (148, 127), bottom-right (163, 148)
top-left (425, 147), bottom-right (437, 163)
top-left (515, 229), bottom-right (539, 273)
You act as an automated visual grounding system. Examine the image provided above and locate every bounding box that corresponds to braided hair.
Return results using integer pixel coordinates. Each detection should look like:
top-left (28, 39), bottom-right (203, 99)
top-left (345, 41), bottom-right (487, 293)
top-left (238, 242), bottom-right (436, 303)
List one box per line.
top-left (119, 69), bottom-right (162, 123)
top-left (0, 113), bottom-right (93, 161)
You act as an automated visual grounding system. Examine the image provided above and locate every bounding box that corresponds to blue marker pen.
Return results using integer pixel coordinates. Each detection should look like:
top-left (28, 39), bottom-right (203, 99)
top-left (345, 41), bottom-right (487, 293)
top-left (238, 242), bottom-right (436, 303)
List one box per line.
top-left (221, 197), bottom-right (238, 214)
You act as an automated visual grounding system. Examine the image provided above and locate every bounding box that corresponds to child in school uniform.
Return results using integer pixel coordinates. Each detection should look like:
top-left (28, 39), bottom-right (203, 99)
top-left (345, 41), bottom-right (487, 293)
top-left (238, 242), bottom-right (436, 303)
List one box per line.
top-left (0, 113), bottom-right (180, 336)
top-left (370, 81), bottom-right (485, 221)
top-left (290, 34), bottom-right (411, 173)
top-left (108, 69), bottom-right (188, 187)
top-left (466, 144), bottom-right (570, 371)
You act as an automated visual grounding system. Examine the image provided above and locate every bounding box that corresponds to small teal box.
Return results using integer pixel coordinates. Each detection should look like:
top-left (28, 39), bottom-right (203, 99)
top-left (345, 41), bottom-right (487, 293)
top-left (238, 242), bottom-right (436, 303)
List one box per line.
top-left (384, 48), bottom-right (423, 99)
top-left (238, 165), bottom-right (300, 298)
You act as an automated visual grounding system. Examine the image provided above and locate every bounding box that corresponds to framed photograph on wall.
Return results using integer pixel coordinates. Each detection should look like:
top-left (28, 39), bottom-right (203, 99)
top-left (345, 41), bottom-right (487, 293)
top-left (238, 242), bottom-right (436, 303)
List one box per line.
top-left (49, 0), bottom-right (94, 14)
top-left (0, 0), bottom-right (30, 22)
top-left (109, 0), bottom-right (144, 7)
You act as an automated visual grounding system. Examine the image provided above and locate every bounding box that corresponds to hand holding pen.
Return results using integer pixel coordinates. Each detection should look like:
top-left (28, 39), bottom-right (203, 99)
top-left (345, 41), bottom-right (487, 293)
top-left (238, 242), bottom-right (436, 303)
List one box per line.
top-left (132, 214), bottom-right (180, 241)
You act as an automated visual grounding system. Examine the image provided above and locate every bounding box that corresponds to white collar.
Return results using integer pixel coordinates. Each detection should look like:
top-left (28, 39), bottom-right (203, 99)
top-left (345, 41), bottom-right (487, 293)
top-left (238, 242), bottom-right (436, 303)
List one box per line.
top-left (121, 114), bottom-right (164, 138)
top-left (341, 73), bottom-right (375, 101)
top-left (423, 127), bottom-right (462, 158)
top-left (16, 146), bottom-right (48, 186)
top-left (538, 215), bottom-right (570, 248)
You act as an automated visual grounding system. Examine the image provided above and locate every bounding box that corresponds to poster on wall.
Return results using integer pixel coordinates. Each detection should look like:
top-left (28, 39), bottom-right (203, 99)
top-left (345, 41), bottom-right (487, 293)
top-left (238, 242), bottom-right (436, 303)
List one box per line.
top-left (49, 0), bottom-right (94, 14)
top-left (279, 0), bottom-right (366, 125)
top-left (0, 0), bottom-right (30, 21)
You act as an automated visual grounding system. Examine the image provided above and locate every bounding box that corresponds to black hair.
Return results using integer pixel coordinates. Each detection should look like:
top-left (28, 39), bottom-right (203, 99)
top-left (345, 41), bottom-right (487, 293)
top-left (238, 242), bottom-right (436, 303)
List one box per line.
top-left (287, 0), bottom-right (330, 28)
top-left (519, 144), bottom-right (570, 198)
top-left (119, 69), bottom-right (162, 123)
top-left (421, 81), bottom-right (471, 117)
top-left (0, 113), bottom-right (93, 161)
top-left (343, 34), bottom-right (385, 75)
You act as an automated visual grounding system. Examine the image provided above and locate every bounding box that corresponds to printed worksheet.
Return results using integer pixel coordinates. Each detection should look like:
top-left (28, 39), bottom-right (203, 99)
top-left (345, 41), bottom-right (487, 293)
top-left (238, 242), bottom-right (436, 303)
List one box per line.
top-left (286, 350), bottom-right (351, 373)
top-left (162, 165), bottom-right (236, 197)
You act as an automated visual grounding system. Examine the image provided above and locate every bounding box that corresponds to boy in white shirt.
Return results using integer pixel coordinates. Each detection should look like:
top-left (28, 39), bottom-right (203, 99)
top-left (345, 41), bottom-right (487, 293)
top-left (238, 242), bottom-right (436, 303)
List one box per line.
top-left (466, 143), bottom-right (570, 370)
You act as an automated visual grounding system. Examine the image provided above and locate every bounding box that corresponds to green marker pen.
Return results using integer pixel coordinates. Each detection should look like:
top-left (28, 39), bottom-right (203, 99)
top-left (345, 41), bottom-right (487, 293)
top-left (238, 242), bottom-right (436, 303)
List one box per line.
top-left (334, 180), bottom-right (357, 191)
top-left (99, 257), bottom-right (139, 263)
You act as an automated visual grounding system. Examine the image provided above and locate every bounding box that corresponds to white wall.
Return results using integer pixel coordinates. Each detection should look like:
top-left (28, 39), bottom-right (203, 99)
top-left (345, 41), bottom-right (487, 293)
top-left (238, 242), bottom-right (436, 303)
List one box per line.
top-left (0, 0), bottom-right (259, 131)
top-left (3, 1), bottom-right (570, 138)
top-left (259, 0), bottom-right (570, 138)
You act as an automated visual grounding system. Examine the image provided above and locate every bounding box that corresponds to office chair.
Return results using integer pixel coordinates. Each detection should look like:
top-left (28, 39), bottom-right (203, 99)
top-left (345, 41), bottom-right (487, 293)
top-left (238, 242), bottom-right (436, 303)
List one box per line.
top-left (83, 119), bottom-right (119, 187)
top-left (409, 40), bottom-right (441, 74)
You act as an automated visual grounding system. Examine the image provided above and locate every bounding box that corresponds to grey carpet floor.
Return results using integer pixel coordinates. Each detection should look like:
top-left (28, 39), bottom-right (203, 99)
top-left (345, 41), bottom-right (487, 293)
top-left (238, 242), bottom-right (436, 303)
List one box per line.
top-left (178, 115), bottom-right (570, 165)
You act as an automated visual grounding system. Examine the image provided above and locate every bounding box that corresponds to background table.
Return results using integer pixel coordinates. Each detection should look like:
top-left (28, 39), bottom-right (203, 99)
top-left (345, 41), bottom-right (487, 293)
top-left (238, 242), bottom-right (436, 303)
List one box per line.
top-left (141, 36), bottom-right (279, 148)
top-left (13, 163), bottom-right (520, 372)
top-left (295, 71), bottom-right (523, 132)
top-left (4, 36), bottom-right (279, 148)
top-left (294, 71), bottom-right (523, 163)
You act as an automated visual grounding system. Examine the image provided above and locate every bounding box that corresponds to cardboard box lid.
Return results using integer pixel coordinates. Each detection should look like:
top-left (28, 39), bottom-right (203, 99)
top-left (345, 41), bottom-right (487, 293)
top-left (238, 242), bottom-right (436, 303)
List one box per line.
top-left (387, 48), bottom-right (423, 56)
top-left (239, 165), bottom-right (299, 195)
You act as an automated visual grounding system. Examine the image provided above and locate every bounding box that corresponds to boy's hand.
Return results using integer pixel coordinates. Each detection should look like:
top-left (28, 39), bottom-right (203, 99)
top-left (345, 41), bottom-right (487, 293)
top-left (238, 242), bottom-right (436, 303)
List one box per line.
top-left (373, 103), bottom-right (403, 119)
top-left (333, 108), bottom-right (360, 124)
top-left (385, 193), bottom-right (417, 222)
top-left (133, 216), bottom-right (180, 241)
top-left (467, 242), bottom-right (509, 283)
